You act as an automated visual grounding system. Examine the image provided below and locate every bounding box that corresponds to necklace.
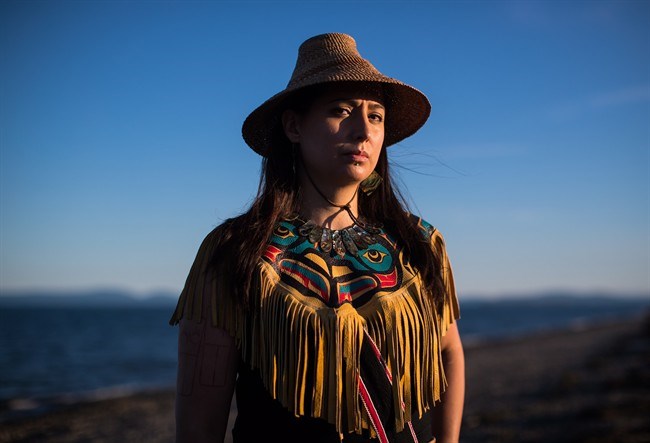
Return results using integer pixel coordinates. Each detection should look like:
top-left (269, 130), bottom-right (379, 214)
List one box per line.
top-left (295, 216), bottom-right (382, 257)
top-left (297, 167), bottom-right (382, 257)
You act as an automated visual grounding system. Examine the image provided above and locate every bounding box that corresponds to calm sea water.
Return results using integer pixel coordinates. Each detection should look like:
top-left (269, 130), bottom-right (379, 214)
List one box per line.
top-left (0, 307), bottom-right (177, 402)
top-left (0, 297), bottom-right (648, 404)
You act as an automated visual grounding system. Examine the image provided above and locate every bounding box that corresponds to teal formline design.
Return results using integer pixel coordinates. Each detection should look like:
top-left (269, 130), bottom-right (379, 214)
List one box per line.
top-left (355, 243), bottom-right (393, 272)
top-left (338, 276), bottom-right (376, 298)
top-left (417, 218), bottom-right (435, 239)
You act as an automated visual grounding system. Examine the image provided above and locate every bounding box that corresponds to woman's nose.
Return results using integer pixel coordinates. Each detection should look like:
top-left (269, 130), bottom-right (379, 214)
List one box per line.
top-left (350, 111), bottom-right (372, 141)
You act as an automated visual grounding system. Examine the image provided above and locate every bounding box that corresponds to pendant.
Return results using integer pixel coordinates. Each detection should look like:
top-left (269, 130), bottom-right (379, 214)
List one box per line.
top-left (299, 220), bottom-right (323, 243)
top-left (332, 230), bottom-right (346, 257)
top-left (341, 229), bottom-right (359, 256)
top-left (320, 228), bottom-right (333, 253)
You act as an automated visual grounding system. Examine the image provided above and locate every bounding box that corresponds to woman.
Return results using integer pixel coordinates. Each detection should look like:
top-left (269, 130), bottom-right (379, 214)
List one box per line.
top-left (170, 33), bottom-right (464, 443)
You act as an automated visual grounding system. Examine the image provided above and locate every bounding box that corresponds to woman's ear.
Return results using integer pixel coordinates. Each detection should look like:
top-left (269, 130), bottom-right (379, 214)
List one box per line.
top-left (282, 110), bottom-right (301, 143)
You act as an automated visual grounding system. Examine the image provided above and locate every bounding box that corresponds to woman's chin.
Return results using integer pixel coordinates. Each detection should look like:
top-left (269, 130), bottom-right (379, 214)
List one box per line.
top-left (341, 164), bottom-right (372, 183)
top-left (308, 164), bottom-right (372, 189)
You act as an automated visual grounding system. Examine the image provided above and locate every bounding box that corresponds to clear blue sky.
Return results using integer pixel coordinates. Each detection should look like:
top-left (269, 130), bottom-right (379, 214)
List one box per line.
top-left (1, 0), bottom-right (648, 298)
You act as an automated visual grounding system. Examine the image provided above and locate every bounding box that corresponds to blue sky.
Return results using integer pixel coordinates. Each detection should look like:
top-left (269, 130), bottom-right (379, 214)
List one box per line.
top-left (1, 0), bottom-right (648, 298)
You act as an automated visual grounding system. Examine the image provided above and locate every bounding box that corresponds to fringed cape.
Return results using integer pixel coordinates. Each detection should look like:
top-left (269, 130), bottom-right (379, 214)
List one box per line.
top-left (170, 216), bottom-right (460, 438)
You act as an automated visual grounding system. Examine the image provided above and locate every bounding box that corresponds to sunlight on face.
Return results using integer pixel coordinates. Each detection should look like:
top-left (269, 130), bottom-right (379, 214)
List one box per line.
top-left (285, 85), bottom-right (386, 188)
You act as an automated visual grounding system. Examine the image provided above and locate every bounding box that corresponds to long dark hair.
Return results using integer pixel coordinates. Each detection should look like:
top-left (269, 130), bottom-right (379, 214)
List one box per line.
top-left (211, 92), bottom-right (446, 312)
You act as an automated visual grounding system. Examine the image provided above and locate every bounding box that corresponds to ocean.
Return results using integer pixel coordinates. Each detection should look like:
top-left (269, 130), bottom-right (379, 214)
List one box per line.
top-left (0, 296), bottom-right (648, 413)
top-left (0, 307), bottom-right (177, 403)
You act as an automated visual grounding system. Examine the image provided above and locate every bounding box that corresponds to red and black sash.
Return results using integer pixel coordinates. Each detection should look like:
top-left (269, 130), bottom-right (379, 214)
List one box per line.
top-left (358, 330), bottom-right (420, 443)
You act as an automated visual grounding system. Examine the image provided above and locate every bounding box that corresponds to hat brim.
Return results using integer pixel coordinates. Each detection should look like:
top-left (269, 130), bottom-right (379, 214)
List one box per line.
top-left (242, 79), bottom-right (431, 157)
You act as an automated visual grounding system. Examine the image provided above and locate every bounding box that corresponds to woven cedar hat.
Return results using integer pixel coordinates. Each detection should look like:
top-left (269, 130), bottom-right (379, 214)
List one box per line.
top-left (242, 33), bottom-right (431, 156)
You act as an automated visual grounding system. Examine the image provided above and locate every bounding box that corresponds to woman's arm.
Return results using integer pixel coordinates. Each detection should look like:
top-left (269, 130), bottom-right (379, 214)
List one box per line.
top-left (175, 317), bottom-right (239, 443)
top-left (432, 322), bottom-right (465, 443)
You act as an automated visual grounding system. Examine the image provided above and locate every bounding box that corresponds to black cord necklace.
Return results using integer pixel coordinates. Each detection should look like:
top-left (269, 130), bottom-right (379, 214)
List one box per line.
top-left (298, 166), bottom-right (382, 257)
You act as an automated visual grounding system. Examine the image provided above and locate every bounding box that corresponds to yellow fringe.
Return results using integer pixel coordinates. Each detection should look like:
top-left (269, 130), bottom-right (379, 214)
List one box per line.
top-left (169, 225), bottom-right (460, 436)
top-left (252, 263), bottom-right (365, 434)
top-left (431, 229), bottom-right (461, 336)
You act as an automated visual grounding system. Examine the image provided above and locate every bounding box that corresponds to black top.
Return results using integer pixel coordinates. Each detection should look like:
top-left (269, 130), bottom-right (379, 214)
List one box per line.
top-left (232, 363), bottom-right (434, 443)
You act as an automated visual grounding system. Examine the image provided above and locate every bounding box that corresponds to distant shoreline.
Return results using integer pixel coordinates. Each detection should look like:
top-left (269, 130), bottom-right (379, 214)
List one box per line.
top-left (1, 289), bottom-right (648, 308)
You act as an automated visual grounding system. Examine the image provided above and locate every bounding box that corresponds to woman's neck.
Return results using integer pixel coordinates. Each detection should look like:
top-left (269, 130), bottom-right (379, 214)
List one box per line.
top-left (299, 177), bottom-right (360, 230)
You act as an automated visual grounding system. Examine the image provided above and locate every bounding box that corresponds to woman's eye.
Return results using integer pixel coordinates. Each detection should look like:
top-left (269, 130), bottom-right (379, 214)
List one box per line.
top-left (333, 107), bottom-right (351, 116)
top-left (370, 113), bottom-right (384, 123)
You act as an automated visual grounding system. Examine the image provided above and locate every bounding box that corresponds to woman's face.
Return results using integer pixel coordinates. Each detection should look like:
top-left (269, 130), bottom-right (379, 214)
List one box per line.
top-left (283, 86), bottom-right (385, 189)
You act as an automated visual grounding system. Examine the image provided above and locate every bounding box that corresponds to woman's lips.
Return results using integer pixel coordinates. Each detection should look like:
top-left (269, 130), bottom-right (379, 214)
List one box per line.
top-left (348, 154), bottom-right (368, 163)
top-left (342, 150), bottom-right (369, 163)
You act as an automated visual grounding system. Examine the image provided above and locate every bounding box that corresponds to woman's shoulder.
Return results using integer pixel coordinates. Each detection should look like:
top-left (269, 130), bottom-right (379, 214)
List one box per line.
top-left (405, 213), bottom-right (437, 238)
top-left (403, 214), bottom-right (452, 254)
top-left (187, 218), bottom-right (242, 269)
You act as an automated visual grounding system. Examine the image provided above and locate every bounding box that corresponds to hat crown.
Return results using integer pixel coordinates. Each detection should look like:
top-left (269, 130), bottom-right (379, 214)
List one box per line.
top-left (286, 33), bottom-right (382, 89)
top-left (299, 32), bottom-right (357, 58)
